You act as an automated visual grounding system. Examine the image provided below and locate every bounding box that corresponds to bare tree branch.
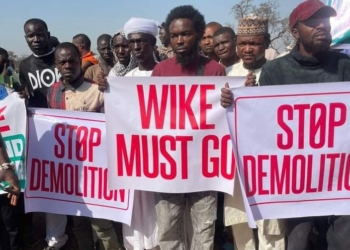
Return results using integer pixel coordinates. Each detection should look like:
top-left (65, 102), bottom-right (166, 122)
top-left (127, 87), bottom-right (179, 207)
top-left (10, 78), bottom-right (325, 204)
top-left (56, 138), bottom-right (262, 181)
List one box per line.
top-left (7, 51), bottom-right (18, 61)
top-left (12, 54), bottom-right (29, 71)
top-left (270, 28), bottom-right (287, 43)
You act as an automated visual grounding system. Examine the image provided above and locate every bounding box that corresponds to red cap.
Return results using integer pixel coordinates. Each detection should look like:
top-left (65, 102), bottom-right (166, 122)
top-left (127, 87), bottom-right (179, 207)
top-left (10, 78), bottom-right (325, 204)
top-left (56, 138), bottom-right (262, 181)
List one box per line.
top-left (289, 0), bottom-right (337, 29)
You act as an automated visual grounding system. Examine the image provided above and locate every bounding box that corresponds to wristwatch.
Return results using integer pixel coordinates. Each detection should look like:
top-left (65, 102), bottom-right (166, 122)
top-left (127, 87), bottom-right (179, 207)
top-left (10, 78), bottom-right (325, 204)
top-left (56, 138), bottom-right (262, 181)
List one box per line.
top-left (0, 163), bottom-right (15, 171)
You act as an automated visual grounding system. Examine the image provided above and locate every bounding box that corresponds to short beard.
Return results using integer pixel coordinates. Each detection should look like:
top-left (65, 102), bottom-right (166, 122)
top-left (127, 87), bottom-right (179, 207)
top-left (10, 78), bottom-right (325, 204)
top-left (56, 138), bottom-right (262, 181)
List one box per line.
top-left (300, 37), bottom-right (331, 55)
top-left (175, 43), bottom-right (199, 67)
top-left (243, 57), bottom-right (266, 70)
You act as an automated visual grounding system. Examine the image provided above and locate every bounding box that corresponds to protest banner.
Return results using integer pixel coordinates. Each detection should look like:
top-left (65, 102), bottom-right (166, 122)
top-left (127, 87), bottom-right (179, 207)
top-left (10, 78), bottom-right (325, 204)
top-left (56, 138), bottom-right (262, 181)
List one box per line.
top-left (0, 93), bottom-right (26, 194)
top-left (228, 82), bottom-right (350, 220)
top-left (105, 76), bottom-right (244, 194)
top-left (326, 0), bottom-right (350, 49)
top-left (25, 109), bottom-right (134, 225)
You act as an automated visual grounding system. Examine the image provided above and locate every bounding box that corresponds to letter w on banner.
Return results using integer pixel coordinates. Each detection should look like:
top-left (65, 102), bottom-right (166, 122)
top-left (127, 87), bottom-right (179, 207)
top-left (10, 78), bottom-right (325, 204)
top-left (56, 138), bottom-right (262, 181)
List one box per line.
top-left (25, 109), bottom-right (134, 225)
top-left (228, 82), bottom-right (350, 221)
top-left (105, 76), bottom-right (244, 194)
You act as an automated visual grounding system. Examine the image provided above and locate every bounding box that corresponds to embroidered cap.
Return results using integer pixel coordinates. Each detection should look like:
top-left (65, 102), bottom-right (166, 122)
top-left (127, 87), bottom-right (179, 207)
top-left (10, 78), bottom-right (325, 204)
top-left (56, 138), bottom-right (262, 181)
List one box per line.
top-left (237, 15), bottom-right (268, 36)
top-left (289, 0), bottom-right (336, 29)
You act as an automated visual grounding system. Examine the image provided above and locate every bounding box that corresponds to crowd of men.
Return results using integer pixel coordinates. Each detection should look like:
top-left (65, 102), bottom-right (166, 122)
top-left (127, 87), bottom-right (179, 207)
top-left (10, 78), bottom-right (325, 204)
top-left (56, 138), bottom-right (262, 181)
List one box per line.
top-left (0, 0), bottom-right (350, 249)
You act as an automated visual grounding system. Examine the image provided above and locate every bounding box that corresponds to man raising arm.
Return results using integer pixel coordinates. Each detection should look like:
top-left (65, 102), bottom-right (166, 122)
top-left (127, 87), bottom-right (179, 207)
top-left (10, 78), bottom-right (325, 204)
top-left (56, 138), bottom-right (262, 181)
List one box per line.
top-left (152, 5), bottom-right (225, 250)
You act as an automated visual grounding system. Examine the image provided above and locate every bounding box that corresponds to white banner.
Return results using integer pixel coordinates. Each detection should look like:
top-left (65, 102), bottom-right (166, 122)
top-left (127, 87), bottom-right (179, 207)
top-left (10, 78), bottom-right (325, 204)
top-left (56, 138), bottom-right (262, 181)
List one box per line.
top-left (229, 82), bottom-right (350, 220)
top-left (25, 109), bottom-right (134, 225)
top-left (0, 93), bottom-right (26, 194)
top-left (105, 76), bottom-right (244, 194)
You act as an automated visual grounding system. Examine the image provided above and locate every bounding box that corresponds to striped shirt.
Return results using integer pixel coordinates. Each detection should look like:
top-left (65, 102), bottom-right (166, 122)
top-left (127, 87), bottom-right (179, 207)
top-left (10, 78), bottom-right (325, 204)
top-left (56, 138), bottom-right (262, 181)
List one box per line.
top-left (47, 76), bottom-right (103, 112)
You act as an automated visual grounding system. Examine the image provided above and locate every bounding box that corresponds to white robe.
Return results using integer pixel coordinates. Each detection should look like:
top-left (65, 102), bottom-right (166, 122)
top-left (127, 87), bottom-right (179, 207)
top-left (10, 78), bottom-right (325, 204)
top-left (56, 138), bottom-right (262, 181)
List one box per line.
top-left (122, 68), bottom-right (159, 250)
top-left (224, 61), bottom-right (285, 241)
top-left (122, 67), bottom-right (194, 249)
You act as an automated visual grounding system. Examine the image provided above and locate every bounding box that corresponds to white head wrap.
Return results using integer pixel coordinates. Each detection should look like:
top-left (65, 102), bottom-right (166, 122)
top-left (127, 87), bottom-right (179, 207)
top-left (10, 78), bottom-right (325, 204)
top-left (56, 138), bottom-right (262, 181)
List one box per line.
top-left (124, 17), bottom-right (158, 38)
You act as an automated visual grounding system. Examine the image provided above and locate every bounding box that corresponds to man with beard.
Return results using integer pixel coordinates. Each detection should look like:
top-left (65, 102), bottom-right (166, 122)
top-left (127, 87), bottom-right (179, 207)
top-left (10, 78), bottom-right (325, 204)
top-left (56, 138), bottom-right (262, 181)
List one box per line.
top-left (151, 5), bottom-right (225, 250)
top-left (85, 34), bottom-right (114, 82)
top-left (19, 18), bottom-right (60, 108)
top-left (200, 22), bottom-right (222, 62)
top-left (221, 1), bottom-right (350, 249)
top-left (226, 16), bottom-right (270, 83)
top-left (122, 17), bottom-right (160, 250)
top-left (224, 16), bottom-right (286, 250)
top-left (213, 27), bottom-right (240, 68)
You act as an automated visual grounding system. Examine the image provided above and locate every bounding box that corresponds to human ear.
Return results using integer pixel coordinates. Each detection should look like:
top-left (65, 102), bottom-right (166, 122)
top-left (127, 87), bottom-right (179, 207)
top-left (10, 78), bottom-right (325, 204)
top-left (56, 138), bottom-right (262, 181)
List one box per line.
top-left (291, 27), bottom-right (299, 40)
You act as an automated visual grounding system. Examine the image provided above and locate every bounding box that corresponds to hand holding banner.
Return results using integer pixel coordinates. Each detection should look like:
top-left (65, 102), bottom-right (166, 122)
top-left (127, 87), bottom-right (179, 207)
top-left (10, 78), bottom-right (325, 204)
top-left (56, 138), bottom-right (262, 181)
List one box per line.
top-left (0, 93), bottom-right (26, 194)
top-left (229, 82), bottom-right (350, 221)
top-left (105, 76), bottom-right (244, 194)
top-left (25, 109), bottom-right (134, 224)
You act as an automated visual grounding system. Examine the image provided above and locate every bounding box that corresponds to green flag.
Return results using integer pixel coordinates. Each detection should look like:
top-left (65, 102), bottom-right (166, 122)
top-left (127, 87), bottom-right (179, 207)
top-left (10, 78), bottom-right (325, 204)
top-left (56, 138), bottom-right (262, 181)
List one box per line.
top-left (327, 0), bottom-right (350, 48)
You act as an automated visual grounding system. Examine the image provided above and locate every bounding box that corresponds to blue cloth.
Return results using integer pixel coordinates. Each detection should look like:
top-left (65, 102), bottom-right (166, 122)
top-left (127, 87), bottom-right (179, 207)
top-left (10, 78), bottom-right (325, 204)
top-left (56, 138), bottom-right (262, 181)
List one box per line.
top-left (0, 85), bottom-right (8, 100)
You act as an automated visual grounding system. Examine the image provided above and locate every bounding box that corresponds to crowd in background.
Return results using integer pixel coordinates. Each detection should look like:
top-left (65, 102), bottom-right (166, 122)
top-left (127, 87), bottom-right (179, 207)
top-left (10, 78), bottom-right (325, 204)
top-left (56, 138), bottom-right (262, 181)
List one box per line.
top-left (1, 0), bottom-right (350, 250)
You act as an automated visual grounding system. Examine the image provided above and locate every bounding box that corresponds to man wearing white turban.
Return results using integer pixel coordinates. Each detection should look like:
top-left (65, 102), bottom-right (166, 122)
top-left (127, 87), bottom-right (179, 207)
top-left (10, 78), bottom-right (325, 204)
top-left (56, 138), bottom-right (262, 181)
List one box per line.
top-left (124, 17), bottom-right (159, 38)
top-left (97, 19), bottom-right (158, 90)
top-left (122, 17), bottom-right (160, 250)
top-left (123, 17), bottom-right (159, 73)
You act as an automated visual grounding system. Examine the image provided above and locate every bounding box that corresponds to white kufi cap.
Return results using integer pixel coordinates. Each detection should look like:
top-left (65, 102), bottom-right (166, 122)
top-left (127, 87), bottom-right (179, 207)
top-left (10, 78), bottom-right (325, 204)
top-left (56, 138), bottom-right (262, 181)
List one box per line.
top-left (124, 17), bottom-right (158, 38)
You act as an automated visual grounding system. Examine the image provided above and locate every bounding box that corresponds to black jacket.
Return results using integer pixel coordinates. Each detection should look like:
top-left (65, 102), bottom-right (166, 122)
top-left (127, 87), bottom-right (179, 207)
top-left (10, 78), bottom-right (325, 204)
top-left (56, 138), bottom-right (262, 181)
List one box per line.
top-left (260, 47), bottom-right (350, 86)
